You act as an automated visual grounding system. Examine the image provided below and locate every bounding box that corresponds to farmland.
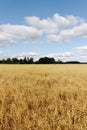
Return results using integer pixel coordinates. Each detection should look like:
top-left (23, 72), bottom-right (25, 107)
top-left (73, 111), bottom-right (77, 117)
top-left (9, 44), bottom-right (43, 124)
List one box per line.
top-left (0, 64), bottom-right (87, 130)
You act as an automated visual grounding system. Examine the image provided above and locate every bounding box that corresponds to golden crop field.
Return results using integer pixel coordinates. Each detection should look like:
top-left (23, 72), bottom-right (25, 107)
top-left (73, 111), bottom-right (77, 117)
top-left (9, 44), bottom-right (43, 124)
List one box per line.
top-left (0, 64), bottom-right (87, 130)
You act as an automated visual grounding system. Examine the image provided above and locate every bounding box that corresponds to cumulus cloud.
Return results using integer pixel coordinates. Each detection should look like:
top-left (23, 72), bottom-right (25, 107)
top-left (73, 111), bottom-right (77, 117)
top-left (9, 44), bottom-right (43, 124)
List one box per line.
top-left (0, 24), bottom-right (42, 46)
top-left (0, 13), bottom-right (86, 46)
top-left (25, 15), bottom-right (59, 34)
top-left (47, 23), bottom-right (87, 42)
top-left (47, 46), bottom-right (87, 62)
top-left (0, 24), bottom-right (42, 42)
top-left (25, 13), bottom-right (84, 34)
top-left (0, 33), bottom-right (15, 47)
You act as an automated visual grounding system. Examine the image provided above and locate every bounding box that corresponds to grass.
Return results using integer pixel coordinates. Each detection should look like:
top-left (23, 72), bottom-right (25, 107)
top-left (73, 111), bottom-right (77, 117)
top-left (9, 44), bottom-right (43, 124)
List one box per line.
top-left (0, 64), bottom-right (87, 130)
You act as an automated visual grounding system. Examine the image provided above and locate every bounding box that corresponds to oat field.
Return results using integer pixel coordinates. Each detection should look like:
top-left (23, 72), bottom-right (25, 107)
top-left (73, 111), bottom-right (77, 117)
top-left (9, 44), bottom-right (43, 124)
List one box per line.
top-left (0, 64), bottom-right (87, 130)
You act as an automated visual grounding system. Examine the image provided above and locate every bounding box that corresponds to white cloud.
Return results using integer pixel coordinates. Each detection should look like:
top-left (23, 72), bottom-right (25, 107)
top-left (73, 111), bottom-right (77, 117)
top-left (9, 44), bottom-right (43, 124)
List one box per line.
top-left (0, 46), bottom-right (87, 62)
top-left (75, 46), bottom-right (87, 55)
top-left (0, 24), bottom-right (42, 46)
top-left (47, 52), bottom-right (74, 61)
top-left (25, 15), bottom-right (59, 34)
top-left (47, 23), bottom-right (87, 42)
top-left (47, 46), bottom-right (87, 62)
top-left (66, 15), bottom-right (84, 25)
top-left (25, 13), bottom-right (84, 34)
top-left (0, 51), bottom-right (39, 60)
top-left (0, 51), bottom-right (10, 59)
top-left (75, 46), bottom-right (87, 50)
top-left (0, 33), bottom-right (15, 47)
top-left (0, 13), bottom-right (86, 46)
top-left (0, 24), bottom-right (42, 39)
top-left (13, 51), bottom-right (39, 59)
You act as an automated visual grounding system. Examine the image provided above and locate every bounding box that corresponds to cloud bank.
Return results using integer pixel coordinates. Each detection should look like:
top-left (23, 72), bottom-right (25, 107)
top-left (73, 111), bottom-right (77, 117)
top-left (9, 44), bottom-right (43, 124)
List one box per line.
top-left (0, 46), bottom-right (87, 62)
top-left (0, 13), bottom-right (87, 46)
top-left (47, 46), bottom-right (87, 62)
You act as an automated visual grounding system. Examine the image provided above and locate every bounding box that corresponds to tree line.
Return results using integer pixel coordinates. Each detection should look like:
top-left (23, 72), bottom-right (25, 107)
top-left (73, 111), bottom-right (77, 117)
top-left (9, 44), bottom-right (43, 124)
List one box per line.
top-left (0, 57), bottom-right (81, 64)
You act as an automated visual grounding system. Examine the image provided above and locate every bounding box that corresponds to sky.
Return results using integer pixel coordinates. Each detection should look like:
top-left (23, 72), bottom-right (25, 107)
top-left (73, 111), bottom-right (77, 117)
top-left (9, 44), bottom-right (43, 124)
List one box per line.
top-left (0, 0), bottom-right (87, 61)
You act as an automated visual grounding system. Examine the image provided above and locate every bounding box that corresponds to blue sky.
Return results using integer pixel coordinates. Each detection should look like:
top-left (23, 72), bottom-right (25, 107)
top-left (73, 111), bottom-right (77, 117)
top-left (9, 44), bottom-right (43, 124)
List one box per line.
top-left (0, 0), bottom-right (87, 61)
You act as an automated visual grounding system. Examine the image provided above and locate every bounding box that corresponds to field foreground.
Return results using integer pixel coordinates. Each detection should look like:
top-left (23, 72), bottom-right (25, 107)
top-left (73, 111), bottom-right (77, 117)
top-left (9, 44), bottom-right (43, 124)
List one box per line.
top-left (0, 65), bottom-right (87, 130)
